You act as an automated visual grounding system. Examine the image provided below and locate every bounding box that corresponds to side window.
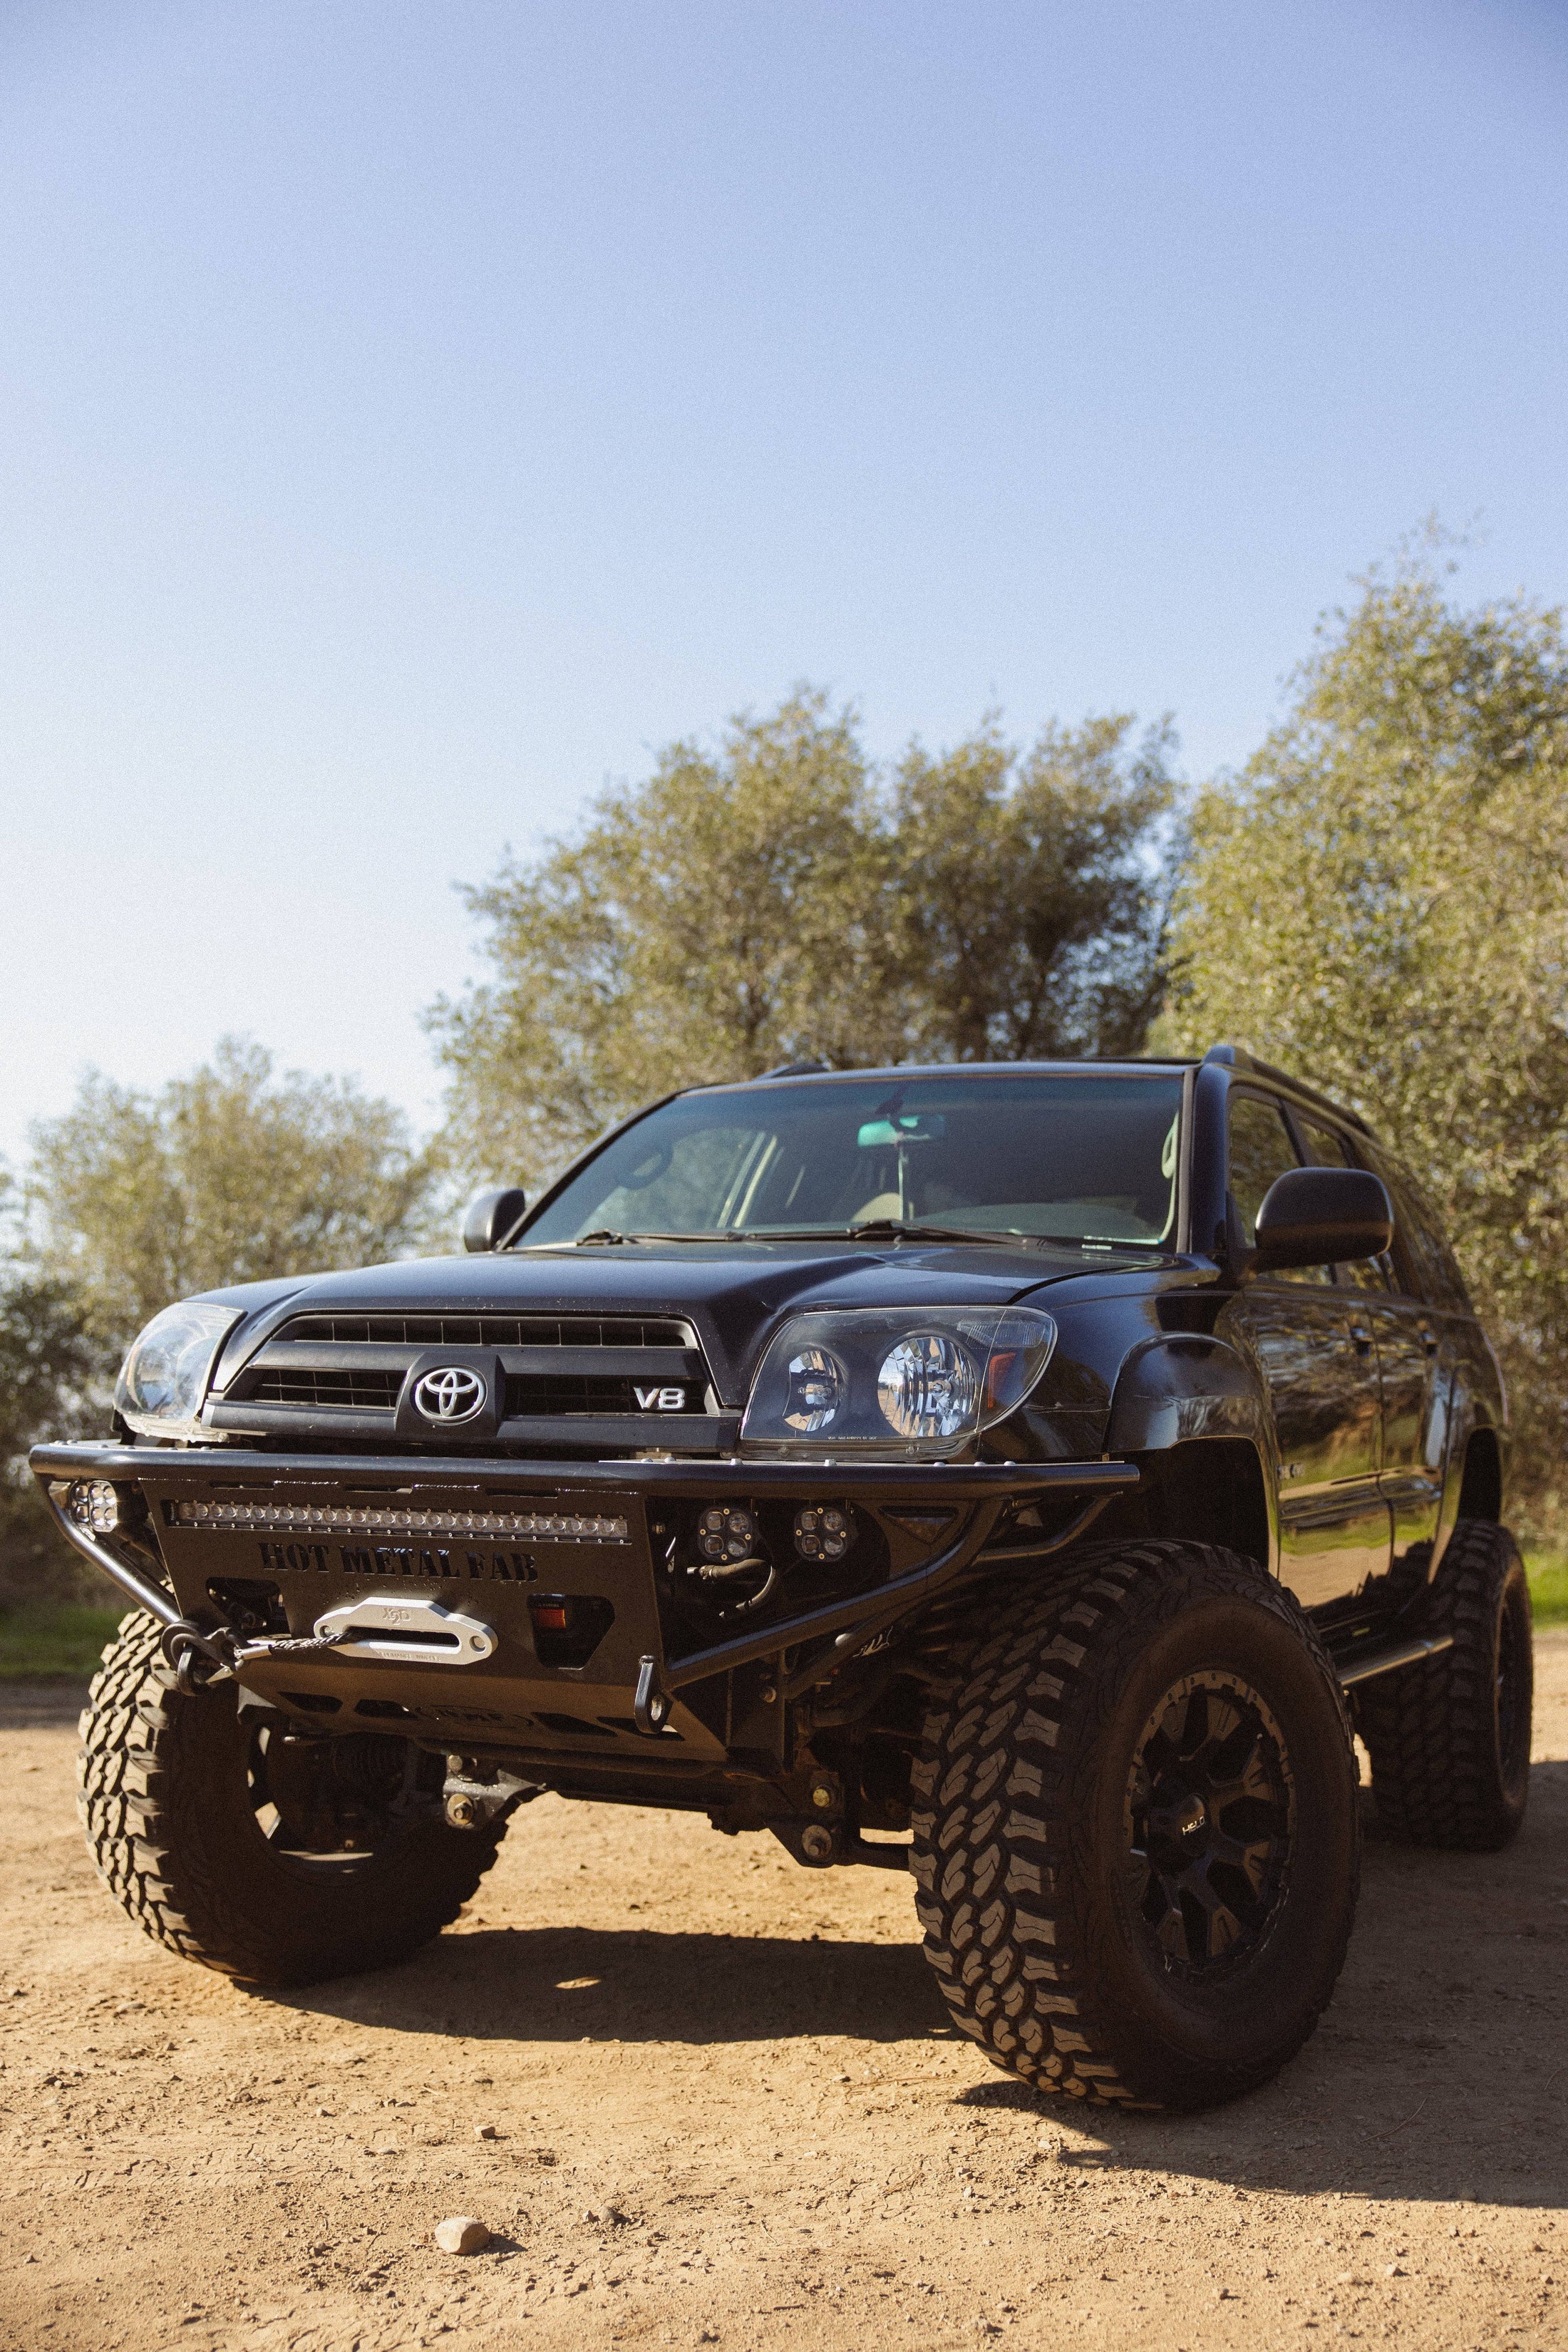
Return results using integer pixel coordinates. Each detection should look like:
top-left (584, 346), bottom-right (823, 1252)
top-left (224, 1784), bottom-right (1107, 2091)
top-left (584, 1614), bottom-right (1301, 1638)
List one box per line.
top-left (1356, 1140), bottom-right (1472, 1312)
top-left (1420, 1204), bottom-right (1473, 1314)
top-left (1291, 1114), bottom-right (1391, 1294)
top-left (1227, 1093), bottom-right (1331, 1282)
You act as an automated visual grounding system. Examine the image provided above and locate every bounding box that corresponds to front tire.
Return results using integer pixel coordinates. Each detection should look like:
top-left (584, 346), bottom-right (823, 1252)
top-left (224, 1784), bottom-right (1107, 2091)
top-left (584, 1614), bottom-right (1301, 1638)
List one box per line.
top-left (1355, 1518), bottom-right (1532, 1852)
top-left (910, 1541), bottom-right (1360, 2110)
top-left (78, 1611), bottom-right (509, 1986)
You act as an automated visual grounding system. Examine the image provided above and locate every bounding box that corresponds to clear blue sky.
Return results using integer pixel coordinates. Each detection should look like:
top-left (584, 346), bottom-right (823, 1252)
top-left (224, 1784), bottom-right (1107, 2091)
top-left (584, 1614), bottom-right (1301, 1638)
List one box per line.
top-left (4, 0), bottom-right (1567, 1169)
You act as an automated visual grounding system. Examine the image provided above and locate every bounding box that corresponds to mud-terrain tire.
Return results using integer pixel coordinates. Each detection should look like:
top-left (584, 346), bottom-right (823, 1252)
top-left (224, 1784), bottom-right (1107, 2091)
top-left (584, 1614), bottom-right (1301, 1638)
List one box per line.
top-left (910, 1540), bottom-right (1359, 2111)
top-left (1354, 1519), bottom-right (1532, 1852)
top-left (78, 1611), bottom-right (507, 1987)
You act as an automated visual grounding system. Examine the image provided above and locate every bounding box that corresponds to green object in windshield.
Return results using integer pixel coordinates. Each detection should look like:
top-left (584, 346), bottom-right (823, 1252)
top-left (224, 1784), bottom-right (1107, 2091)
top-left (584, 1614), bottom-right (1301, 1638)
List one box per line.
top-left (856, 1114), bottom-right (946, 1147)
top-left (520, 1072), bottom-right (1186, 1252)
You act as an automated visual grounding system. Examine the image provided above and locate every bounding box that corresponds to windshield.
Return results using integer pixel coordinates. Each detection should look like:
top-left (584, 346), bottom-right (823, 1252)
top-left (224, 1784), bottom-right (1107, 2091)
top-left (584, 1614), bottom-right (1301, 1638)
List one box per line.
top-left (520, 1072), bottom-right (1185, 1249)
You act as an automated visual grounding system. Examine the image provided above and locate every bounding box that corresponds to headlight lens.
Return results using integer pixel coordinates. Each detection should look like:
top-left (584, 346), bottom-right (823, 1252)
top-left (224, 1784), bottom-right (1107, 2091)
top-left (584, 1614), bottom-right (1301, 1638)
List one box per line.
top-left (783, 1346), bottom-right (845, 1433)
top-left (741, 1306), bottom-right (1056, 1458)
top-left (877, 1334), bottom-right (979, 1440)
top-left (114, 1301), bottom-right (242, 1440)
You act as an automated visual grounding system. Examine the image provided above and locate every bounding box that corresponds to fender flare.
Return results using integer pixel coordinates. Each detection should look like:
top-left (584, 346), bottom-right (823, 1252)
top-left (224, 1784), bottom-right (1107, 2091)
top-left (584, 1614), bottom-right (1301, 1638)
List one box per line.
top-left (1105, 1334), bottom-right (1272, 1458)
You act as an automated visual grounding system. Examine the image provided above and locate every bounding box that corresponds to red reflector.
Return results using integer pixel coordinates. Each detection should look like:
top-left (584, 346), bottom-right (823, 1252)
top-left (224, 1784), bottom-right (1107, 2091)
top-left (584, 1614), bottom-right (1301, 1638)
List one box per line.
top-left (533, 1604), bottom-right (569, 1631)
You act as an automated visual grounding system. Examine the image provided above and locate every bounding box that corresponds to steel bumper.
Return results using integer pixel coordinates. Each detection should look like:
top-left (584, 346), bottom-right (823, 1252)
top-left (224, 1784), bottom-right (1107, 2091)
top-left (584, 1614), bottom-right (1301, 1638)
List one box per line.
top-left (31, 1443), bottom-right (1138, 1753)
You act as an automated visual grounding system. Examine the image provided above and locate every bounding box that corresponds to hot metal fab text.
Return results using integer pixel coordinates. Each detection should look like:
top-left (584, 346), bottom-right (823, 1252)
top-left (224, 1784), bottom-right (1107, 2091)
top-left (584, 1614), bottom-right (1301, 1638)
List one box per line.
top-left (257, 1539), bottom-right (540, 1582)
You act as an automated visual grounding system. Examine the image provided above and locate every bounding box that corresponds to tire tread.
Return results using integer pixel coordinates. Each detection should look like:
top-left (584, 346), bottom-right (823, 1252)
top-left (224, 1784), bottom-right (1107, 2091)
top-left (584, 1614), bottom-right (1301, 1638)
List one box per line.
top-left (911, 1539), bottom-right (1358, 2110)
top-left (77, 1610), bottom-right (502, 1985)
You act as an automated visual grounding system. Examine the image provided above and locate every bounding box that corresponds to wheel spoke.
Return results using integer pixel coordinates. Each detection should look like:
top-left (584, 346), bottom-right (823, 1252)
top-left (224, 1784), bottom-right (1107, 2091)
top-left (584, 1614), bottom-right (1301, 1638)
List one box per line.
top-left (1123, 1668), bottom-right (1292, 1981)
top-left (1208, 1830), bottom-right (1274, 1898)
top-left (1158, 1894), bottom-right (1192, 1960)
top-left (1177, 1691), bottom-right (1209, 1758)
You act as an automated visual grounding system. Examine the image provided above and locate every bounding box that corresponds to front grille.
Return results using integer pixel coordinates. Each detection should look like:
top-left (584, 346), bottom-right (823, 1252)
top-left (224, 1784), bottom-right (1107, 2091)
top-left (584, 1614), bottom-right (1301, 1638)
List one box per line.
top-left (217, 1307), bottom-right (720, 1448)
top-left (251, 1368), bottom-right (404, 1411)
top-left (279, 1314), bottom-right (693, 1349)
top-left (503, 1374), bottom-right (699, 1418)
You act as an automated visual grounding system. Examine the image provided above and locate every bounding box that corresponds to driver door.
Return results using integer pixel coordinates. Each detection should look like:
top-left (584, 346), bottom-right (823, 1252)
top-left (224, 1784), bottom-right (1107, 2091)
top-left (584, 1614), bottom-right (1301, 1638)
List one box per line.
top-left (1222, 1091), bottom-right (1392, 1611)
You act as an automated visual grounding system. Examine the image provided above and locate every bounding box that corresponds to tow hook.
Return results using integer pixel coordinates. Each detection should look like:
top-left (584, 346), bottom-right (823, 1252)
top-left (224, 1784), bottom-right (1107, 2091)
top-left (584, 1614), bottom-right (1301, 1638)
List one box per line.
top-left (442, 1759), bottom-right (540, 1831)
top-left (160, 1621), bottom-right (237, 1696)
top-left (633, 1654), bottom-right (673, 1737)
top-left (167, 1618), bottom-right (359, 1693)
top-left (162, 1618), bottom-right (354, 1693)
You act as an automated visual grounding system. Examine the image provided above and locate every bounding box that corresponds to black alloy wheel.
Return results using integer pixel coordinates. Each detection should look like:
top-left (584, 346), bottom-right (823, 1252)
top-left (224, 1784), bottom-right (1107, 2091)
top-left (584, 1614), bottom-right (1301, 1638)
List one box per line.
top-left (1124, 1672), bottom-right (1294, 1977)
top-left (912, 1539), bottom-right (1359, 2110)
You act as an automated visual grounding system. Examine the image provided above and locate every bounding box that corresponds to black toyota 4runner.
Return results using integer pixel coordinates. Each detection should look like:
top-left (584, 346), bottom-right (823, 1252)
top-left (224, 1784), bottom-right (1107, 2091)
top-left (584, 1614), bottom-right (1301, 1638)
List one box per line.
top-left (34, 1047), bottom-right (1530, 2112)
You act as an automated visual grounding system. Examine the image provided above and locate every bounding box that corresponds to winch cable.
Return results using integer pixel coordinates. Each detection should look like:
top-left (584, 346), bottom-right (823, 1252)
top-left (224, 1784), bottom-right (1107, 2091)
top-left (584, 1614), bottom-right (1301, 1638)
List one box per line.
top-left (160, 1619), bottom-right (350, 1694)
top-left (232, 1627), bottom-right (351, 1664)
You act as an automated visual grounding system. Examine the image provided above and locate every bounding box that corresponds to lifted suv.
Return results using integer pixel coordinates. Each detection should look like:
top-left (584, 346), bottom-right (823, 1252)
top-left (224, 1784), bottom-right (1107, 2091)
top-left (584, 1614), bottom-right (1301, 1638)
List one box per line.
top-left (36, 1047), bottom-right (1530, 2110)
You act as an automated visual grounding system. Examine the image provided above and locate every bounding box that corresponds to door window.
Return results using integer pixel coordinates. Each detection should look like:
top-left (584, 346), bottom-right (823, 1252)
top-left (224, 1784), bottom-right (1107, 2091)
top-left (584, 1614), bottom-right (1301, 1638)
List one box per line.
top-left (1227, 1092), bottom-right (1388, 1607)
top-left (1352, 1139), bottom-right (1471, 1311)
top-left (1291, 1114), bottom-right (1392, 1293)
top-left (1227, 1093), bottom-right (1331, 1282)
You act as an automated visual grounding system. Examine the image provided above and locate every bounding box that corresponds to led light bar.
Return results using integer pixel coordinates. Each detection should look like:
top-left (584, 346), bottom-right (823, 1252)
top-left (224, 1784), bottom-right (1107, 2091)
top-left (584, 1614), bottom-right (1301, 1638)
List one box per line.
top-left (170, 1500), bottom-right (630, 1544)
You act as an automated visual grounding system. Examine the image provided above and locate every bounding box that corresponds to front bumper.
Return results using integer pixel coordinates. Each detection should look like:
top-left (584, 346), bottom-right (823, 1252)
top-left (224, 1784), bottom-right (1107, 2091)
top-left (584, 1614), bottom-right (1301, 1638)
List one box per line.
top-left (32, 1443), bottom-right (1138, 1763)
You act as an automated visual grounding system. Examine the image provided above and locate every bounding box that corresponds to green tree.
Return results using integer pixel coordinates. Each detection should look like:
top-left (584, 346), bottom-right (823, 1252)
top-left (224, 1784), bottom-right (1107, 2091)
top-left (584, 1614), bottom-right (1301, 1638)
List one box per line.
top-left (27, 1038), bottom-right (435, 1353)
top-left (429, 688), bottom-right (1174, 1188)
top-left (890, 713), bottom-right (1173, 1062)
top-left (0, 1265), bottom-right (100, 1594)
top-left (428, 691), bottom-right (892, 1186)
top-left (1161, 549), bottom-right (1568, 1500)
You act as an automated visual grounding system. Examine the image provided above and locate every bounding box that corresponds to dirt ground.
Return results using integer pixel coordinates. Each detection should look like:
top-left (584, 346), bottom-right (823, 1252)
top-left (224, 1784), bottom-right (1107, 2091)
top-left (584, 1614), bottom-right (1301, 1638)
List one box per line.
top-left (3, 1641), bottom-right (1567, 2352)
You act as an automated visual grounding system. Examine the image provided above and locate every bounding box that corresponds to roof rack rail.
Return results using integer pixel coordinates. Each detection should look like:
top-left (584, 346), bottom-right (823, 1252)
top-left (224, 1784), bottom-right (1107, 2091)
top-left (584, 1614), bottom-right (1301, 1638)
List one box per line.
top-left (758, 1058), bottom-right (833, 1079)
top-left (1201, 1043), bottom-right (1370, 1135)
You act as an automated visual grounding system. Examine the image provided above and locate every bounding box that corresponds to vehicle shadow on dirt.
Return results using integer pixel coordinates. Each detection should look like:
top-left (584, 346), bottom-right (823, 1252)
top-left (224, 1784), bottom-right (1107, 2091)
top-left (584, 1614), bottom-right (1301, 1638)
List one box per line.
top-left (286, 1919), bottom-right (943, 2047)
top-left (269, 1757), bottom-right (1568, 2213)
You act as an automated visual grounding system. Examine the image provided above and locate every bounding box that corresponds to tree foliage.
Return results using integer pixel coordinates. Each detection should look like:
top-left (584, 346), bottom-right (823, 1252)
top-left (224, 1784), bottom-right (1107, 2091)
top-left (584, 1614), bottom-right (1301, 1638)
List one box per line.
top-left (27, 1038), bottom-right (436, 1354)
top-left (1162, 550), bottom-right (1568, 1497)
top-left (428, 688), bottom-right (1173, 1186)
top-left (0, 1266), bottom-right (100, 1591)
top-left (890, 713), bottom-right (1172, 1064)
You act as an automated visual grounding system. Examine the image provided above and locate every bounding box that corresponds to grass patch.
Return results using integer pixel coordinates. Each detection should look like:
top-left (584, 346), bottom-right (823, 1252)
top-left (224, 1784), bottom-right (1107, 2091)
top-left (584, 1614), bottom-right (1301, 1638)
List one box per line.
top-left (0, 1601), bottom-right (123, 1681)
top-left (1526, 1552), bottom-right (1568, 1629)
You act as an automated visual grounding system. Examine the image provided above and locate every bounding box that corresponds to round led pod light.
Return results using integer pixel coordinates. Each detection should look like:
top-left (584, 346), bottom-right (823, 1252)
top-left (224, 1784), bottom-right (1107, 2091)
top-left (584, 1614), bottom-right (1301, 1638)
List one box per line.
top-left (793, 1505), bottom-right (851, 1562)
top-left (697, 1503), bottom-right (760, 1563)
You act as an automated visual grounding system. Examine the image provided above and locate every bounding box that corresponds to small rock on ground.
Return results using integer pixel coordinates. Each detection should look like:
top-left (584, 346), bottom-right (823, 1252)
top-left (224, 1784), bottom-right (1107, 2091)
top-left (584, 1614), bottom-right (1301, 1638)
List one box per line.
top-left (433, 2216), bottom-right (490, 2255)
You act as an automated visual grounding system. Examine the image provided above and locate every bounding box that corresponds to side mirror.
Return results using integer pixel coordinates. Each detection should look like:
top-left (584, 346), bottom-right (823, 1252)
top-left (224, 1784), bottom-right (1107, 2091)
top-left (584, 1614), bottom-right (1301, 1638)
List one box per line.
top-left (1252, 1166), bottom-right (1393, 1272)
top-left (463, 1187), bottom-right (528, 1254)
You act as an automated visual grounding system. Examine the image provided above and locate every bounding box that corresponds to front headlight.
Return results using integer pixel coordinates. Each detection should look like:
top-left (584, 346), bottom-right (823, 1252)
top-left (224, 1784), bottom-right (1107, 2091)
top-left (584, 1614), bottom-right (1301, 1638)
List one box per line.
top-left (114, 1301), bottom-right (242, 1440)
top-left (740, 1306), bottom-right (1057, 1458)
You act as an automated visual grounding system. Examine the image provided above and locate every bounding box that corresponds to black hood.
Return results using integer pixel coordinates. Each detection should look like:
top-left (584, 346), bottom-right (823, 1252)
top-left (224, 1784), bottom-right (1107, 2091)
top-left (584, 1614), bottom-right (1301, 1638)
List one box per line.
top-left (207, 1237), bottom-right (1145, 1407)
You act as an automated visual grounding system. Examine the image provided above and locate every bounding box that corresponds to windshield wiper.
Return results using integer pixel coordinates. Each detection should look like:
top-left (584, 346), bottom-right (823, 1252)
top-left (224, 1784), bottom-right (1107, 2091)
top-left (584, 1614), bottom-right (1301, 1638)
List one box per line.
top-left (557, 1222), bottom-right (1142, 1251)
top-left (570, 1222), bottom-right (1028, 1247)
top-left (572, 1229), bottom-right (758, 1246)
top-left (740, 1219), bottom-right (1023, 1246)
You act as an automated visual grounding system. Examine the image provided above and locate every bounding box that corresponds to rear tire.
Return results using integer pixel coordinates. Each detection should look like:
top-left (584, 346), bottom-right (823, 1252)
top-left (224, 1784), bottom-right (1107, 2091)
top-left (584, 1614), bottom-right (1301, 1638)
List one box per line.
top-left (78, 1611), bottom-right (509, 1986)
top-left (909, 1541), bottom-right (1360, 2110)
top-left (1355, 1518), bottom-right (1532, 1852)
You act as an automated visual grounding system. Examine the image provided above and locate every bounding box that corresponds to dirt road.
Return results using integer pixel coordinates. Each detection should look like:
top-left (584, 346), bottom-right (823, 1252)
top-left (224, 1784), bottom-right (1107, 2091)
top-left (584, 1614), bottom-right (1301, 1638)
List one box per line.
top-left (3, 1638), bottom-right (1567, 2352)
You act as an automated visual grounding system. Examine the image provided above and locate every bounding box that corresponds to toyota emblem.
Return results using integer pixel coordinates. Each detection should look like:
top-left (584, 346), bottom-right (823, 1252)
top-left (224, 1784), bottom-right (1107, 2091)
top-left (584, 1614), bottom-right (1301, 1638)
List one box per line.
top-left (412, 1366), bottom-right (487, 1424)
